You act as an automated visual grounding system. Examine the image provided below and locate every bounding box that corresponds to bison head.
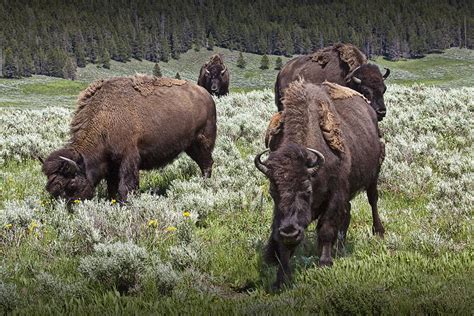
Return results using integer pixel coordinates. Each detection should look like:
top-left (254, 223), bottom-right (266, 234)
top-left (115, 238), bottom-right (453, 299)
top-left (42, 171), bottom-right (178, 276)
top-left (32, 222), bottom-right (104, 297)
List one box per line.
top-left (347, 64), bottom-right (390, 121)
top-left (204, 63), bottom-right (227, 94)
top-left (41, 148), bottom-right (94, 202)
top-left (255, 143), bottom-right (325, 247)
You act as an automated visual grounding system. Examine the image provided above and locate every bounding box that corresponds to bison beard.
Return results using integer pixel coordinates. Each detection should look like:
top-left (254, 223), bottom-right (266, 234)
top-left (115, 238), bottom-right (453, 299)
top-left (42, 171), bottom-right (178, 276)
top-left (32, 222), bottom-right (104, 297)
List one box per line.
top-left (256, 79), bottom-right (385, 289)
top-left (42, 75), bottom-right (217, 203)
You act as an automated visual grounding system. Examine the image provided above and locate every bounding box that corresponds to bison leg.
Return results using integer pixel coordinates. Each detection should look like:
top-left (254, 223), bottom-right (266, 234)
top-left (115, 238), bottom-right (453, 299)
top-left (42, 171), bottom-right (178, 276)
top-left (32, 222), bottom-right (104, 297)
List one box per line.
top-left (186, 135), bottom-right (214, 178)
top-left (339, 201), bottom-right (351, 242)
top-left (273, 243), bottom-right (294, 290)
top-left (317, 194), bottom-right (345, 266)
top-left (117, 151), bottom-right (140, 201)
top-left (367, 183), bottom-right (385, 238)
top-left (106, 171), bottom-right (120, 200)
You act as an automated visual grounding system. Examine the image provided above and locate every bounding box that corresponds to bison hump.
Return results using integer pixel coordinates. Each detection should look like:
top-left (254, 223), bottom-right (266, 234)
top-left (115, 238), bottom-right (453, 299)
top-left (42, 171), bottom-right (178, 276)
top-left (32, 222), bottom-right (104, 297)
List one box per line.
top-left (131, 75), bottom-right (187, 96)
top-left (310, 43), bottom-right (367, 74)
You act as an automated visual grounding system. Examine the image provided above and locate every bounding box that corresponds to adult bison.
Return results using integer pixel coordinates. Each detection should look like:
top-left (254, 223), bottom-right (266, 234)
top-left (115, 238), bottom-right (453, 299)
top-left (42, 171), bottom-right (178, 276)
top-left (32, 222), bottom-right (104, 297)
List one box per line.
top-left (41, 75), bottom-right (216, 202)
top-left (256, 80), bottom-right (385, 289)
top-left (275, 43), bottom-right (390, 121)
top-left (197, 54), bottom-right (229, 96)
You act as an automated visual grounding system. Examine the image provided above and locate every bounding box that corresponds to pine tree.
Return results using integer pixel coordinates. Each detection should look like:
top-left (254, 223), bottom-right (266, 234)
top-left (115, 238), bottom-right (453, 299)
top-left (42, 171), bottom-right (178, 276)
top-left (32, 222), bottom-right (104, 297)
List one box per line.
top-left (237, 52), bottom-right (246, 69)
top-left (153, 63), bottom-right (162, 77)
top-left (260, 54), bottom-right (269, 70)
top-left (160, 36), bottom-right (170, 62)
top-left (207, 34), bottom-right (215, 51)
top-left (175, 72), bottom-right (181, 79)
top-left (62, 56), bottom-right (77, 80)
top-left (102, 50), bottom-right (111, 69)
top-left (2, 47), bottom-right (19, 78)
top-left (275, 57), bottom-right (283, 70)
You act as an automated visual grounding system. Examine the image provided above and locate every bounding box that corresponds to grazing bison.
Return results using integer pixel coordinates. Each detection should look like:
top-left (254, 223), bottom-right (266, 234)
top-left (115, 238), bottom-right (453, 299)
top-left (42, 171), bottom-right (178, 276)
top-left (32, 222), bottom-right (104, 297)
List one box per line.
top-left (275, 43), bottom-right (390, 121)
top-left (256, 80), bottom-right (385, 289)
top-left (42, 75), bottom-right (216, 202)
top-left (197, 54), bottom-right (229, 96)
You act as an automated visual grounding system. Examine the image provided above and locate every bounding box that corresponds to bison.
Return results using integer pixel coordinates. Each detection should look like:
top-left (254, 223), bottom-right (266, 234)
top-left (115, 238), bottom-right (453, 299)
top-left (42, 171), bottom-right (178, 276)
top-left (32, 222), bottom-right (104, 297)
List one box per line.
top-left (256, 79), bottom-right (385, 289)
top-left (41, 75), bottom-right (216, 202)
top-left (197, 54), bottom-right (229, 96)
top-left (275, 43), bottom-right (390, 121)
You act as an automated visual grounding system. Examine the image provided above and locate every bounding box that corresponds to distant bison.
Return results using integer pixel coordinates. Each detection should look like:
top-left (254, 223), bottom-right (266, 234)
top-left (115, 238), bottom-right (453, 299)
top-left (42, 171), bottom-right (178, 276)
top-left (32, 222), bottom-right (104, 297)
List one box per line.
top-left (197, 54), bottom-right (229, 96)
top-left (42, 75), bottom-right (216, 202)
top-left (256, 80), bottom-right (385, 288)
top-left (275, 43), bottom-right (390, 121)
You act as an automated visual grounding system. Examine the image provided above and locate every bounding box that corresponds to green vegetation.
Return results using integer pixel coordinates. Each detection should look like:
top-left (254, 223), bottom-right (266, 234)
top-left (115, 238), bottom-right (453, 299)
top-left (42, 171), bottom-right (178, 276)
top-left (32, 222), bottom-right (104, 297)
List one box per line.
top-left (1, 1), bottom-right (472, 78)
top-left (0, 48), bottom-right (473, 313)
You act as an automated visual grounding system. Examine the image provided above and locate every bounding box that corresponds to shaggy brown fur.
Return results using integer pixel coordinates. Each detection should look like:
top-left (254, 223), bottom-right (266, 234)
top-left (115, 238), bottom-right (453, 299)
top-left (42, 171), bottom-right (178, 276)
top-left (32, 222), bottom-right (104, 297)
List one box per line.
top-left (274, 43), bottom-right (389, 121)
top-left (43, 75), bottom-right (216, 202)
top-left (256, 79), bottom-right (385, 289)
top-left (311, 43), bottom-right (367, 74)
top-left (264, 112), bottom-right (283, 148)
top-left (323, 81), bottom-right (367, 102)
top-left (197, 54), bottom-right (230, 97)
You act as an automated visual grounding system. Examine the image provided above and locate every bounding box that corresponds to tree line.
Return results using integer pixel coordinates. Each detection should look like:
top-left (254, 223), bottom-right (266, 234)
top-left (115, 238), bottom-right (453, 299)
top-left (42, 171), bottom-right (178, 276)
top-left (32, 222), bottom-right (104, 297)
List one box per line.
top-left (0, 0), bottom-right (471, 79)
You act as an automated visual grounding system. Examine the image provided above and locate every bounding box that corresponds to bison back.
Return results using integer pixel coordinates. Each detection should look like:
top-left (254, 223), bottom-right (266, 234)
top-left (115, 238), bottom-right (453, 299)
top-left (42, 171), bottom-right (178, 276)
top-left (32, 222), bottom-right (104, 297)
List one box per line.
top-left (72, 77), bottom-right (216, 170)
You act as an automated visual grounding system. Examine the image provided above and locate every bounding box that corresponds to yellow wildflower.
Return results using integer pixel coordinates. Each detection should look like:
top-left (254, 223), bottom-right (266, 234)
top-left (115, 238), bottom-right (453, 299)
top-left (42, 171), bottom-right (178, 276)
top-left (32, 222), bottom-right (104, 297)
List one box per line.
top-left (147, 219), bottom-right (158, 228)
top-left (4, 223), bottom-right (13, 229)
top-left (111, 199), bottom-right (117, 205)
top-left (183, 211), bottom-right (191, 218)
top-left (165, 226), bottom-right (177, 232)
top-left (73, 199), bottom-right (81, 204)
top-left (28, 220), bottom-right (39, 233)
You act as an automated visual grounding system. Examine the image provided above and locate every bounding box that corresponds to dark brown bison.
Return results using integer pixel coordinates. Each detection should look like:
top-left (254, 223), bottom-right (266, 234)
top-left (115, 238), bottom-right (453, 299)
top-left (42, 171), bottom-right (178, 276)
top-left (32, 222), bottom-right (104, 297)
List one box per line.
top-left (256, 80), bottom-right (385, 289)
top-left (41, 75), bottom-right (216, 202)
top-left (197, 54), bottom-right (229, 96)
top-left (275, 43), bottom-right (390, 121)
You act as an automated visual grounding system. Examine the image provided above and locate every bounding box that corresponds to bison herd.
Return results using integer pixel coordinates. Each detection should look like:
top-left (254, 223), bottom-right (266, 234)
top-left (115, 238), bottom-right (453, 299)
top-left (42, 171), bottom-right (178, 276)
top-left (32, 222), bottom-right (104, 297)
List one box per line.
top-left (40, 43), bottom-right (390, 289)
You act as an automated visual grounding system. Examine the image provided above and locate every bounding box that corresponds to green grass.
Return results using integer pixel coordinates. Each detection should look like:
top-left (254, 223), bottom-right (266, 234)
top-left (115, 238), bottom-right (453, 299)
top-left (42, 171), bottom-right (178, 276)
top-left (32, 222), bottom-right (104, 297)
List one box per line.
top-left (375, 48), bottom-right (474, 87)
top-left (0, 48), bottom-right (473, 314)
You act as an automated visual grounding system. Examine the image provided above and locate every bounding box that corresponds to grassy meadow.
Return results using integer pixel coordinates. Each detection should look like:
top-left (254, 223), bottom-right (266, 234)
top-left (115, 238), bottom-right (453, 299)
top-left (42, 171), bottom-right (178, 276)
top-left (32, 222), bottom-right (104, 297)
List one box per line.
top-left (0, 48), bottom-right (473, 314)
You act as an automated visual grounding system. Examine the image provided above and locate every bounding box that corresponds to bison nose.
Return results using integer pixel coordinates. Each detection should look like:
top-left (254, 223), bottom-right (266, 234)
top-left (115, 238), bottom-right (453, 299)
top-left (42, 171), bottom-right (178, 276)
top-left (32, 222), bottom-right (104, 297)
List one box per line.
top-left (279, 225), bottom-right (303, 244)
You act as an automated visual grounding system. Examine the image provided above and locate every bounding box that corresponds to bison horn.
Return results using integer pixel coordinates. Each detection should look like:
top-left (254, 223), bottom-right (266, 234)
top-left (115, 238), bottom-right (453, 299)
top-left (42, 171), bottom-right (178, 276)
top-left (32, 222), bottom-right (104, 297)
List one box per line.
top-left (383, 68), bottom-right (390, 79)
top-left (306, 148), bottom-right (325, 176)
top-left (221, 65), bottom-right (227, 75)
top-left (59, 156), bottom-right (80, 173)
top-left (205, 69), bottom-right (210, 75)
top-left (255, 149), bottom-right (270, 176)
top-left (352, 76), bottom-right (362, 84)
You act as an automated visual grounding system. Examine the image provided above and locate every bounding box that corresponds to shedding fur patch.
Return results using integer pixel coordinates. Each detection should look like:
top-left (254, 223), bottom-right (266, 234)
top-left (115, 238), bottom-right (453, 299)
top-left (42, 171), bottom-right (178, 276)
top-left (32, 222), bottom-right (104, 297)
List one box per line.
top-left (318, 100), bottom-right (345, 153)
top-left (265, 112), bottom-right (284, 148)
top-left (323, 81), bottom-right (368, 103)
top-left (132, 74), bottom-right (186, 96)
top-left (310, 43), bottom-right (367, 74)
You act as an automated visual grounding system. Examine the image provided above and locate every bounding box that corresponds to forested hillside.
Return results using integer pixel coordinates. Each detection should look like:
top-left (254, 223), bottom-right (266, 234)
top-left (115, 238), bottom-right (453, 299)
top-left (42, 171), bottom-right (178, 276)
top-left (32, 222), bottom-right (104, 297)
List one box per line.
top-left (0, 0), bottom-right (472, 79)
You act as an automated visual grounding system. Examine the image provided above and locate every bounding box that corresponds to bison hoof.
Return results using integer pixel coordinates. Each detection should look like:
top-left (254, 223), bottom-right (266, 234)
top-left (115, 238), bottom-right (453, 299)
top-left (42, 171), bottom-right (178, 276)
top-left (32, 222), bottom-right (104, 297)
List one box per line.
top-left (319, 256), bottom-right (333, 267)
top-left (372, 226), bottom-right (385, 239)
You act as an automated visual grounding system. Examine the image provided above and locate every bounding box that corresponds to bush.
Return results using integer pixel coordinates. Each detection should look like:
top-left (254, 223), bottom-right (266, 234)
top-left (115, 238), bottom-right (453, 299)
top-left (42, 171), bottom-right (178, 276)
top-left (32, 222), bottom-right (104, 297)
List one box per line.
top-left (78, 241), bottom-right (147, 293)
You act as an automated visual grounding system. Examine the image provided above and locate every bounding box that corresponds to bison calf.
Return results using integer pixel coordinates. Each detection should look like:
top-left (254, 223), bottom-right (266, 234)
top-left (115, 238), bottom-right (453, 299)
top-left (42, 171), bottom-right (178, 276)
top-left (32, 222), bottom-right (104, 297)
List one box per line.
top-left (42, 75), bottom-right (216, 202)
